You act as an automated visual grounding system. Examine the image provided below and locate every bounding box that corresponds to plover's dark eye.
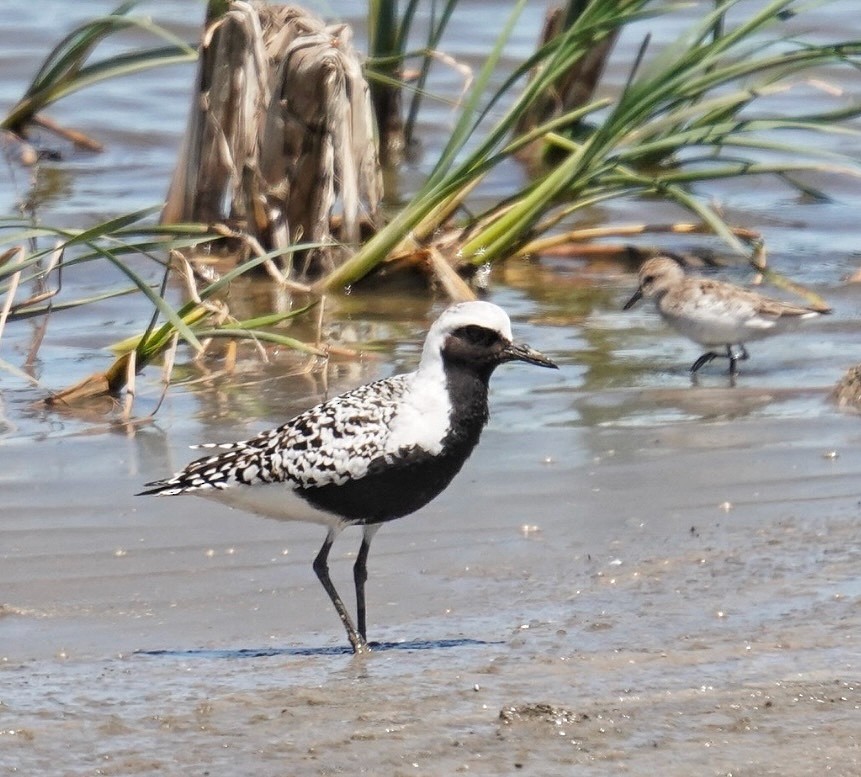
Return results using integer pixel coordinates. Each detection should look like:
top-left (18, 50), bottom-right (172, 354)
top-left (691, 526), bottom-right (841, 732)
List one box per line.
top-left (643, 275), bottom-right (655, 285)
top-left (455, 324), bottom-right (500, 348)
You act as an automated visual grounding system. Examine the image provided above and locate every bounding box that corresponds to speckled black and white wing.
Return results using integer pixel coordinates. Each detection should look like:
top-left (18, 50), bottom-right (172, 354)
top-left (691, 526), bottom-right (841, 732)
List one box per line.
top-left (140, 374), bottom-right (420, 497)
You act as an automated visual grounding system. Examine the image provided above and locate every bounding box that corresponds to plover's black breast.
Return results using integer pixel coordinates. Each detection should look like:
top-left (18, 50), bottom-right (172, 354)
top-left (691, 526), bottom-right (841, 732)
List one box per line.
top-left (299, 363), bottom-right (493, 523)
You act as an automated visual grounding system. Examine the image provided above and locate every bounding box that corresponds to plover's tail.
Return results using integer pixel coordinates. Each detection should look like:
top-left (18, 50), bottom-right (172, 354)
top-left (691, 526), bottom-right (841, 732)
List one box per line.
top-left (137, 482), bottom-right (174, 496)
top-left (137, 443), bottom-right (252, 496)
top-left (136, 474), bottom-right (227, 497)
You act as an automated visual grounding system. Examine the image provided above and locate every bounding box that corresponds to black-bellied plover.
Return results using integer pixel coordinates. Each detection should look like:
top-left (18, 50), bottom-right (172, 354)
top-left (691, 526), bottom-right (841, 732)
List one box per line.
top-left (623, 255), bottom-right (829, 375)
top-left (140, 301), bottom-right (557, 653)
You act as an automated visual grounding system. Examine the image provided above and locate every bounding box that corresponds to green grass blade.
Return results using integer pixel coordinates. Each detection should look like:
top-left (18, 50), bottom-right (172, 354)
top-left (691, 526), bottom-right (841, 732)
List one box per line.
top-left (3, 6), bottom-right (196, 131)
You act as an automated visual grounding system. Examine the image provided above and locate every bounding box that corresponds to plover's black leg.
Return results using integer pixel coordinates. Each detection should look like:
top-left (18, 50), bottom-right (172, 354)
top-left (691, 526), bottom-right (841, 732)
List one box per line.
top-left (353, 524), bottom-right (379, 642)
top-left (690, 351), bottom-right (718, 373)
top-left (313, 529), bottom-right (368, 653)
top-left (738, 344), bottom-right (749, 361)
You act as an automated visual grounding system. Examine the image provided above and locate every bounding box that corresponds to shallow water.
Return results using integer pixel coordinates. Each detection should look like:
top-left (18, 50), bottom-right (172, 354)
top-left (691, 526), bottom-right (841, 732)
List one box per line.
top-left (2, 2), bottom-right (861, 775)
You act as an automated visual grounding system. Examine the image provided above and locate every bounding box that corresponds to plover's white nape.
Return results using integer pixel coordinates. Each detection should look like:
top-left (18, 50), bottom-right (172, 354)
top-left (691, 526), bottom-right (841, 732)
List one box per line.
top-left (623, 255), bottom-right (830, 376)
top-left (140, 301), bottom-right (557, 653)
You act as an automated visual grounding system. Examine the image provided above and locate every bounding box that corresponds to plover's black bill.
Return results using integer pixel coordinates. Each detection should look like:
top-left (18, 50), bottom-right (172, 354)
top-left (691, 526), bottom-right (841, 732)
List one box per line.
top-left (502, 341), bottom-right (558, 369)
top-left (622, 288), bottom-right (643, 310)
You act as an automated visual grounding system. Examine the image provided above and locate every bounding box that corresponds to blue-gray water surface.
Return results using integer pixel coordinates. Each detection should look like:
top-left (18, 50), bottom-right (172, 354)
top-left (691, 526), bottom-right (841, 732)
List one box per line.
top-left (1, 2), bottom-right (860, 775)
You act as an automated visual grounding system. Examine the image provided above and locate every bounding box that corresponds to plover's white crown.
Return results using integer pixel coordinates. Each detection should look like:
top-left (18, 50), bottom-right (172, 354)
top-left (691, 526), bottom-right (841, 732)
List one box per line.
top-left (418, 300), bottom-right (515, 370)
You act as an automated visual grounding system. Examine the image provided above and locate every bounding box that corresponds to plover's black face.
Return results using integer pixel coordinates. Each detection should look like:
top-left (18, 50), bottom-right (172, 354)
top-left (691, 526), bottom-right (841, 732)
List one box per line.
top-left (443, 324), bottom-right (509, 367)
top-left (442, 324), bottom-right (557, 372)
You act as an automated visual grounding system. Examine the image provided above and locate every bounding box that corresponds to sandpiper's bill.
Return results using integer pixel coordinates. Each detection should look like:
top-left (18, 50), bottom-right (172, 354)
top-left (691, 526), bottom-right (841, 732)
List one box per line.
top-left (140, 301), bottom-right (557, 653)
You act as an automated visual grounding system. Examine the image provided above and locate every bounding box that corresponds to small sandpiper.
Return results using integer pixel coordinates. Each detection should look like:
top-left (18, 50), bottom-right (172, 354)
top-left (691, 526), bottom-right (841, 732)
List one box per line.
top-left (623, 255), bottom-right (830, 376)
top-left (140, 301), bottom-right (557, 653)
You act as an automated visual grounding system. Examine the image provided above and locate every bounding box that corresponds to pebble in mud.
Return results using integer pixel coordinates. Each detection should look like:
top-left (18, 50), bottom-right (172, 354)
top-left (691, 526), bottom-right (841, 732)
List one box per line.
top-left (498, 703), bottom-right (580, 727)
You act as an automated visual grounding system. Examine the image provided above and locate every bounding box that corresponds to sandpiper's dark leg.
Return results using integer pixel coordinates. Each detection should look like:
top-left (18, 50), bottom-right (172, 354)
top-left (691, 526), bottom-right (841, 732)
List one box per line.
top-left (313, 529), bottom-right (368, 653)
top-left (353, 524), bottom-right (379, 642)
top-left (690, 351), bottom-right (719, 373)
top-left (726, 343), bottom-right (749, 376)
top-left (726, 345), bottom-right (738, 376)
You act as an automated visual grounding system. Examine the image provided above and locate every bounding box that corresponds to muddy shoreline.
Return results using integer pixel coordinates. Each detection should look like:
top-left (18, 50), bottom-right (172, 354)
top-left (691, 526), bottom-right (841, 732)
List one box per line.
top-left (3, 409), bottom-right (860, 775)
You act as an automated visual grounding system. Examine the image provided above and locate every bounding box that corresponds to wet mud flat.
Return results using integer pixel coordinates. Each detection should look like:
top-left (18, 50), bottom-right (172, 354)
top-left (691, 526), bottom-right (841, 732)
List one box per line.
top-left (2, 407), bottom-right (859, 775)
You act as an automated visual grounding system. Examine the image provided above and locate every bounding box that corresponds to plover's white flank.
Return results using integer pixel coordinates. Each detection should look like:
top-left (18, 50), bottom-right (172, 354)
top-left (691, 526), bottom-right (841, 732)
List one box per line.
top-left (140, 301), bottom-right (557, 653)
top-left (623, 255), bottom-right (829, 375)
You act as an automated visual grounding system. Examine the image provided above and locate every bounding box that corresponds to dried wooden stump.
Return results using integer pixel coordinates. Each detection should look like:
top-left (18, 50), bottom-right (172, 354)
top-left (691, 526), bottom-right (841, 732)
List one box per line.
top-left (163, 2), bottom-right (381, 278)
